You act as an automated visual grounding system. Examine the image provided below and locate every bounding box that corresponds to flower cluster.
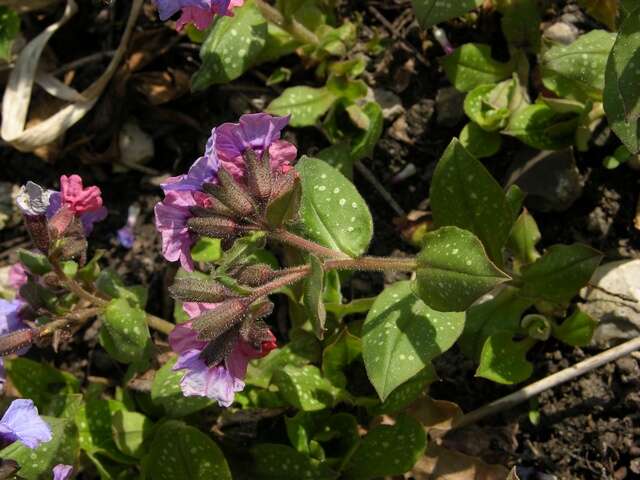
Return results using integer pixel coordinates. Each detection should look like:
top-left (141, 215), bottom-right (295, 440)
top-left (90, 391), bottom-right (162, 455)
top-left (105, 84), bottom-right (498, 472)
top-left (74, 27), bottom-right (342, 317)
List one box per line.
top-left (154, 0), bottom-right (244, 31)
top-left (155, 113), bottom-right (299, 406)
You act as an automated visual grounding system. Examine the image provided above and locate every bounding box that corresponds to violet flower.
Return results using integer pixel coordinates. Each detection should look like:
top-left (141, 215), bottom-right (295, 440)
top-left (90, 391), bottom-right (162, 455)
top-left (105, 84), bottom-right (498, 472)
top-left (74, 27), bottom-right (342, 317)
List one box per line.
top-left (0, 299), bottom-right (30, 390)
top-left (117, 204), bottom-right (141, 249)
top-left (168, 303), bottom-right (277, 407)
top-left (0, 399), bottom-right (52, 449)
top-left (53, 464), bottom-right (74, 480)
top-left (155, 113), bottom-right (296, 270)
top-left (155, 0), bottom-right (245, 31)
top-left (7, 264), bottom-right (27, 292)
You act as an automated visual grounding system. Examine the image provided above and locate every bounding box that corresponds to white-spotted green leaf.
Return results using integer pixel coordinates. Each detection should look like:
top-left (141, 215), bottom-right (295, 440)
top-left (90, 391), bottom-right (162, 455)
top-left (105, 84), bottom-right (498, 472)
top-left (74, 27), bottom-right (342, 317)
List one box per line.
top-left (343, 415), bottom-right (426, 480)
top-left (246, 330), bottom-right (321, 388)
top-left (504, 102), bottom-right (579, 150)
top-left (296, 156), bottom-right (373, 257)
top-left (464, 84), bottom-right (510, 131)
top-left (476, 333), bottom-right (534, 384)
top-left (96, 269), bottom-right (148, 308)
top-left (112, 410), bottom-right (153, 459)
top-left (604, 6), bottom-right (640, 153)
top-left (541, 30), bottom-right (615, 101)
top-left (304, 255), bottom-right (327, 340)
top-left (372, 366), bottom-right (438, 415)
top-left (552, 308), bottom-right (597, 347)
top-left (520, 244), bottom-right (603, 304)
top-left (507, 209), bottom-right (541, 265)
top-left (273, 365), bottom-right (339, 411)
top-left (100, 298), bottom-right (151, 364)
top-left (430, 139), bottom-right (513, 263)
top-left (498, 0), bottom-right (541, 52)
top-left (151, 358), bottom-right (213, 416)
top-left (267, 86), bottom-right (337, 127)
top-left (363, 281), bottom-right (464, 400)
top-left (411, 0), bottom-right (481, 29)
top-left (415, 227), bottom-right (510, 312)
top-left (351, 101), bottom-right (384, 162)
top-left (4, 358), bottom-right (79, 413)
top-left (441, 43), bottom-right (515, 92)
top-left (459, 122), bottom-right (502, 158)
top-left (252, 444), bottom-right (338, 480)
top-left (145, 421), bottom-right (231, 480)
top-left (192, 1), bottom-right (268, 90)
top-left (0, 417), bottom-right (78, 480)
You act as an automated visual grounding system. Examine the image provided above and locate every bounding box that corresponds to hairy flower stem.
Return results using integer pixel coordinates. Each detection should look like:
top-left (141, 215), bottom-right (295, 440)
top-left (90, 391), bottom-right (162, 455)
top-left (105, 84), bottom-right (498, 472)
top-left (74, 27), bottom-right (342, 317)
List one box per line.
top-left (269, 229), bottom-right (350, 259)
top-left (145, 313), bottom-right (175, 335)
top-left (324, 256), bottom-right (418, 272)
top-left (249, 265), bottom-right (312, 299)
top-left (254, 0), bottom-right (319, 46)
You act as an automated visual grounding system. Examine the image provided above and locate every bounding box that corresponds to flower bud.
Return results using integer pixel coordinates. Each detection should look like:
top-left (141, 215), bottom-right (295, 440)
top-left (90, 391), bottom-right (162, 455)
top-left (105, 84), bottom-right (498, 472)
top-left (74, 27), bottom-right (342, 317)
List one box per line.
top-left (187, 216), bottom-right (240, 239)
top-left (0, 329), bottom-right (34, 356)
top-left (243, 148), bottom-right (272, 204)
top-left (191, 201), bottom-right (236, 219)
top-left (266, 170), bottom-right (301, 227)
top-left (199, 324), bottom-right (240, 367)
top-left (192, 298), bottom-right (248, 341)
top-left (228, 263), bottom-right (277, 287)
top-left (23, 214), bottom-right (50, 253)
top-left (203, 169), bottom-right (256, 219)
top-left (169, 277), bottom-right (239, 303)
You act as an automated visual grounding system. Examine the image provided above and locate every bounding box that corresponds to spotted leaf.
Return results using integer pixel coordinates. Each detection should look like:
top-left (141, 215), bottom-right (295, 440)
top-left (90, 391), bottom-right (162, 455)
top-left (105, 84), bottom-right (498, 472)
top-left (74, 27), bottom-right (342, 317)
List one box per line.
top-left (363, 281), bottom-right (464, 401)
top-left (252, 444), bottom-right (338, 480)
top-left (411, 0), bottom-right (481, 29)
top-left (272, 365), bottom-right (339, 411)
top-left (99, 298), bottom-right (151, 364)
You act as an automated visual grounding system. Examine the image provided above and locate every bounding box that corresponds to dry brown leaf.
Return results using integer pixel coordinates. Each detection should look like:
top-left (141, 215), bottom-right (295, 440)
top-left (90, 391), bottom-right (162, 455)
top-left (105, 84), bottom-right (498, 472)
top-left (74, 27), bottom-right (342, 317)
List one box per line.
top-left (408, 396), bottom-right (463, 439)
top-left (0, 0), bottom-right (142, 153)
top-left (133, 69), bottom-right (191, 105)
top-left (408, 444), bottom-right (509, 480)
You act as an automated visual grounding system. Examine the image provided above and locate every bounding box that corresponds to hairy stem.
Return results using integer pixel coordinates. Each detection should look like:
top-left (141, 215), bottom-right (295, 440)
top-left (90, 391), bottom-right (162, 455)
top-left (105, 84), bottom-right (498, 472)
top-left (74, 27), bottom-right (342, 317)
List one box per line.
top-left (51, 260), bottom-right (107, 307)
top-left (250, 265), bottom-right (311, 299)
top-left (324, 256), bottom-right (418, 272)
top-left (452, 335), bottom-right (640, 430)
top-left (254, 0), bottom-right (319, 45)
top-left (269, 229), bottom-right (350, 259)
top-left (146, 313), bottom-right (175, 335)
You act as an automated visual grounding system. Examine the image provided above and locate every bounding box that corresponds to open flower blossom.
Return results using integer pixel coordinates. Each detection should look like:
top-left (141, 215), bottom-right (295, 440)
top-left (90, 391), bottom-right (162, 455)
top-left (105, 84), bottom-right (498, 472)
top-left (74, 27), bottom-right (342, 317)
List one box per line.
top-left (53, 464), bottom-right (74, 480)
top-left (16, 182), bottom-right (54, 217)
top-left (117, 204), bottom-right (141, 249)
top-left (8, 263), bottom-right (27, 293)
top-left (168, 303), bottom-right (277, 407)
top-left (154, 0), bottom-right (244, 31)
top-left (0, 399), bottom-right (52, 449)
top-left (0, 299), bottom-right (30, 390)
top-left (155, 113), bottom-right (297, 270)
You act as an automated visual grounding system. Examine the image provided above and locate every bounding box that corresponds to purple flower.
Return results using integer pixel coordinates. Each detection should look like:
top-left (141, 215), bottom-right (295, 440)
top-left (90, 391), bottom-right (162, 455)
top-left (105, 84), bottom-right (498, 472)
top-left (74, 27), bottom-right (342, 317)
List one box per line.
top-left (0, 299), bottom-right (30, 390)
top-left (8, 264), bottom-right (27, 292)
top-left (117, 204), bottom-right (141, 249)
top-left (0, 399), bottom-right (52, 449)
top-left (168, 303), bottom-right (277, 407)
top-left (53, 464), bottom-right (74, 480)
top-left (154, 0), bottom-right (244, 31)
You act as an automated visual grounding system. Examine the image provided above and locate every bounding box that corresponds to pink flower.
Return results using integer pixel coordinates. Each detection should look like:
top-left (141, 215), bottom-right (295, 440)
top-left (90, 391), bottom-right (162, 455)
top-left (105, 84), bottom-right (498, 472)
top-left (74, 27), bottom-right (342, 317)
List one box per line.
top-left (155, 0), bottom-right (245, 31)
top-left (8, 264), bottom-right (27, 292)
top-left (60, 175), bottom-right (103, 215)
top-left (168, 303), bottom-right (276, 407)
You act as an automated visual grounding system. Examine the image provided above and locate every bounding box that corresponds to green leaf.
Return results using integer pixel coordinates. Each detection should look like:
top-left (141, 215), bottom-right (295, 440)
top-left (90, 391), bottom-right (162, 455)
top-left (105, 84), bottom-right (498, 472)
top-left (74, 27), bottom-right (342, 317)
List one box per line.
top-left (507, 209), bottom-right (541, 265)
top-left (411, 0), bottom-right (481, 28)
top-left (4, 358), bottom-right (79, 413)
top-left (458, 286), bottom-right (533, 359)
top-left (459, 122), bottom-right (502, 158)
top-left (343, 415), bottom-right (426, 480)
top-left (252, 444), bottom-right (338, 480)
top-left (296, 156), bottom-right (373, 257)
top-left (216, 231), bottom-right (267, 273)
top-left (350, 102), bottom-right (384, 162)
top-left (112, 410), bottom-right (153, 459)
top-left (464, 84), bottom-right (510, 131)
top-left (192, 1), bottom-right (268, 90)
top-left (604, 7), bottom-right (640, 153)
top-left (430, 139), bottom-right (513, 263)
top-left (246, 329), bottom-right (321, 388)
top-left (145, 421), bottom-right (231, 480)
top-left (372, 366), bottom-right (438, 415)
top-left (541, 30), bottom-right (615, 101)
top-left (75, 399), bottom-right (134, 463)
top-left (441, 43), bottom-right (515, 92)
top-left (304, 255), bottom-right (327, 339)
top-left (520, 244), bottom-right (603, 303)
top-left (317, 142), bottom-right (354, 178)
top-left (96, 269), bottom-right (148, 308)
top-left (415, 227), bottom-right (510, 312)
top-left (476, 333), bottom-right (535, 384)
top-left (0, 7), bottom-right (19, 61)
top-left (322, 329), bottom-right (361, 389)
top-left (552, 308), bottom-right (597, 347)
top-left (0, 417), bottom-right (78, 480)
top-left (326, 76), bottom-right (368, 102)
top-left (191, 237), bottom-right (222, 262)
top-left (497, 0), bottom-right (541, 52)
top-left (100, 298), bottom-right (151, 364)
top-left (273, 365), bottom-right (339, 411)
top-left (77, 250), bottom-right (105, 284)
top-left (17, 248), bottom-right (52, 275)
top-left (505, 184), bottom-right (525, 222)
top-left (505, 102), bottom-right (579, 150)
top-left (267, 86), bottom-right (337, 127)
top-left (363, 281), bottom-right (464, 400)
top-left (151, 358), bottom-right (213, 416)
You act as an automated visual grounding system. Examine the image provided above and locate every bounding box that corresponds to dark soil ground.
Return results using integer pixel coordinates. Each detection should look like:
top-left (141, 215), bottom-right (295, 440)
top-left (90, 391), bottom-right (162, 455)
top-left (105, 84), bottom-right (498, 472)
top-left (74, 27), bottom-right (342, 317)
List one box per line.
top-left (1, 1), bottom-right (640, 478)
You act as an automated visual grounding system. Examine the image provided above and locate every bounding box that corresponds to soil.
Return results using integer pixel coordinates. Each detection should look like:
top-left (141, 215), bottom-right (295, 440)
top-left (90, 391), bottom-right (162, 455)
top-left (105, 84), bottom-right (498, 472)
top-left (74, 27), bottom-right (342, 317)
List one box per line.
top-left (1, 1), bottom-right (639, 479)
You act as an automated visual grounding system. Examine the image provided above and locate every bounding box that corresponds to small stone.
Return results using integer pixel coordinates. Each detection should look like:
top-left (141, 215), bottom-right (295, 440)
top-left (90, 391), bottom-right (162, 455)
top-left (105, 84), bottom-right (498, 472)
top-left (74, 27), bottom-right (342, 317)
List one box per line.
top-left (543, 22), bottom-right (580, 45)
top-left (365, 88), bottom-right (404, 121)
top-left (435, 87), bottom-right (465, 127)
